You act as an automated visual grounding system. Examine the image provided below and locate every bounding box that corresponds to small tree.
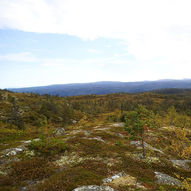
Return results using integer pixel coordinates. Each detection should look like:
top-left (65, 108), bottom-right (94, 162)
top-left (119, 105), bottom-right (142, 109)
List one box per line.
top-left (10, 98), bottom-right (24, 129)
top-left (125, 105), bottom-right (155, 159)
top-left (167, 106), bottom-right (177, 126)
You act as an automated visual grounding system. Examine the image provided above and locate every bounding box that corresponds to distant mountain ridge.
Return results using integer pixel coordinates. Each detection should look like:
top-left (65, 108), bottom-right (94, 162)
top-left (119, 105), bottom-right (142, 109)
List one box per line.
top-left (8, 79), bottom-right (191, 96)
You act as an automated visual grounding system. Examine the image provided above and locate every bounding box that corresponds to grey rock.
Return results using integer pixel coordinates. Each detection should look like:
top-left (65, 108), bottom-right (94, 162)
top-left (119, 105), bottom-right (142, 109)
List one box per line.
top-left (171, 159), bottom-right (191, 170)
top-left (103, 172), bottom-right (126, 183)
top-left (19, 187), bottom-right (28, 191)
top-left (54, 127), bottom-right (66, 137)
top-left (115, 133), bottom-right (124, 138)
top-left (155, 172), bottom-right (181, 186)
top-left (83, 136), bottom-right (105, 143)
top-left (72, 120), bottom-right (77, 124)
top-left (23, 138), bottom-right (40, 144)
top-left (84, 130), bottom-right (91, 136)
top-left (130, 141), bottom-right (164, 154)
top-left (23, 140), bottom-right (32, 144)
top-left (33, 138), bottom-right (40, 142)
top-left (111, 123), bottom-right (124, 127)
top-left (73, 185), bottom-right (117, 191)
top-left (5, 147), bottom-right (24, 156)
top-left (94, 127), bottom-right (110, 131)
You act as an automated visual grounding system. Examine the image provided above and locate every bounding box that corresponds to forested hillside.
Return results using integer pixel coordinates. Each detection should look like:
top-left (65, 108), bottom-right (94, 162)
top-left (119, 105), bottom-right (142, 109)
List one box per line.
top-left (0, 90), bottom-right (191, 191)
top-left (9, 79), bottom-right (191, 96)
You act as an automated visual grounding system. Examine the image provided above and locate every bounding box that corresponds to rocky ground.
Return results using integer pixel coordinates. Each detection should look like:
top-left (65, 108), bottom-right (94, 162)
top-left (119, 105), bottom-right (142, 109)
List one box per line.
top-left (0, 122), bottom-right (191, 191)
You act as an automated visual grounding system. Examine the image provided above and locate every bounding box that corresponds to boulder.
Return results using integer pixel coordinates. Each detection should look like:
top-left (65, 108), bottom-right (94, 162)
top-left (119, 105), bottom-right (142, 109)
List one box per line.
top-left (103, 172), bottom-right (126, 183)
top-left (73, 185), bottom-right (117, 191)
top-left (171, 159), bottom-right (191, 170)
top-left (155, 172), bottom-right (181, 186)
top-left (103, 173), bottom-right (146, 190)
top-left (111, 123), bottom-right (124, 127)
top-left (5, 147), bottom-right (24, 156)
top-left (83, 137), bottom-right (105, 143)
top-left (72, 120), bottom-right (77, 124)
top-left (53, 127), bottom-right (66, 137)
top-left (115, 133), bottom-right (124, 138)
top-left (130, 141), bottom-right (164, 154)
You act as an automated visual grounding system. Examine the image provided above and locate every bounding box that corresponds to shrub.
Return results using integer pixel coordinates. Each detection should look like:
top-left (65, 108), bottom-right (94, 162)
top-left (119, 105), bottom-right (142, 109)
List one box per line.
top-left (167, 128), bottom-right (191, 159)
top-left (0, 127), bottom-right (25, 143)
top-left (28, 137), bottom-right (68, 156)
top-left (124, 105), bottom-right (156, 159)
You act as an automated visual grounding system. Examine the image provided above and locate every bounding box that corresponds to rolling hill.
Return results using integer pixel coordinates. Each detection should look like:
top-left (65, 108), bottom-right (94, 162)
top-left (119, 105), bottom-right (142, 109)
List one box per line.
top-left (8, 79), bottom-right (191, 96)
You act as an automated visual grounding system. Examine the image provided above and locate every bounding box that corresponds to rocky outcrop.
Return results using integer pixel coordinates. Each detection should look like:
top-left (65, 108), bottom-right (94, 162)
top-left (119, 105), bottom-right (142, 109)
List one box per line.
top-left (115, 133), bottom-right (124, 139)
top-left (53, 127), bottom-right (66, 137)
top-left (130, 141), bottom-right (164, 154)
top-left (103, 172), bottom-right (146, 190)
top-left (83, 137), bottom-right (105, 143)
top-left (73, 185), bottom-right (117, 191)
top-left (171, 159), bottom-right (191, 170)
top-left (110, 123), bottom-right (124, 127)
top-left (155, 172), bottom-right (181, 186)
top-left (103, 172), bottom-right (126, 183)
top-left (4, 147), bottom-right (24, 156)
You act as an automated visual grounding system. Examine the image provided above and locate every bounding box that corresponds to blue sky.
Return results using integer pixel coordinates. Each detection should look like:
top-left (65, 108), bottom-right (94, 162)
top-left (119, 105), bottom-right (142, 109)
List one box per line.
top-left (0, 0), bottom-right (191, 88)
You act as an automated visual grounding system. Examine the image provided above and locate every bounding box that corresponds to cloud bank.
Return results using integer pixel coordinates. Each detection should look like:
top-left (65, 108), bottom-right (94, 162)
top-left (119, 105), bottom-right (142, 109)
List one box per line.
top-left (0, 0), bottom-right (191, 81)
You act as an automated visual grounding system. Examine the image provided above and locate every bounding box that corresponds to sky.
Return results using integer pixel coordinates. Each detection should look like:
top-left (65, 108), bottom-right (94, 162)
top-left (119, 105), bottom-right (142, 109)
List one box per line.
top-left (0, 0), bottom-right (191, 88)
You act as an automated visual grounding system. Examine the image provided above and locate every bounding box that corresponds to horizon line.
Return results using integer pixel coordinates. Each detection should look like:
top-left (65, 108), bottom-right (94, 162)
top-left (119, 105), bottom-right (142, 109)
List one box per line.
top-left (5, 78), bottom-right (191, 89)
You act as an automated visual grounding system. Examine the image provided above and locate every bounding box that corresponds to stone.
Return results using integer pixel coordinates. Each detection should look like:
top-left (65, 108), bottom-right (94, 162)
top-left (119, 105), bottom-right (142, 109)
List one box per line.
top-left (115, 133), bottom-right (124, 138)
top-left (23, 140), bottom-right (32, 144)
top-left (130, 141), bottom-right (164, 154)
top-left (53, 127), bottom-right (66, 137)
top-left (83, 137), bottom-right (105, 143)
top-left (5, 147), bottom-right (24, 156)
top-left (103, 173), bottom-right (146, 190)
top-left (25, 150), bottom-right (35, 157)
top-left (33, 138), bottom-right (40, 142)
top-left (111, 123), bottom-right (124, 127)
top-left (84, 130), bottom-right (91, 136)
top-left (94, 127), bottom-right (110, 131)
top-left (154, 172), bottom-right (181, 186)
top-left (171, 159), bottom-right (191, 170)
top-left (103, 172), bottom-right (126, 183)
top-left (69, 129), bottom-right (85, 135)
top-left (19, 187), bottom-right (28, 191)
top-left (72, 120), bottom-right (77, 124)
top-left (73, 185), bottom-right (117, 191)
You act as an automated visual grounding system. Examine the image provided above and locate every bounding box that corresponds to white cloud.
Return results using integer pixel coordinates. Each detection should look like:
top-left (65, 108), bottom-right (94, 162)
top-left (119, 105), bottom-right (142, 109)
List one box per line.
top-left (0, 52), bottom-right (37, 62)
top-left (0, 0), bottom-right (191, 80)
top-left (88, 49), bottom-right (100, 54)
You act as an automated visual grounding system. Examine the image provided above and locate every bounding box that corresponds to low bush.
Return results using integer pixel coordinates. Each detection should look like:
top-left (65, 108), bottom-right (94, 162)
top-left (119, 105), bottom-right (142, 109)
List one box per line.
top-left (28, 137), bottom-right (68, 156)
top-left (35, 167), bottom-right (103, 191)
top-left (0, 127), bottom-right (25, 143)
top-left (9, 157), bottom-right (56, 182)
